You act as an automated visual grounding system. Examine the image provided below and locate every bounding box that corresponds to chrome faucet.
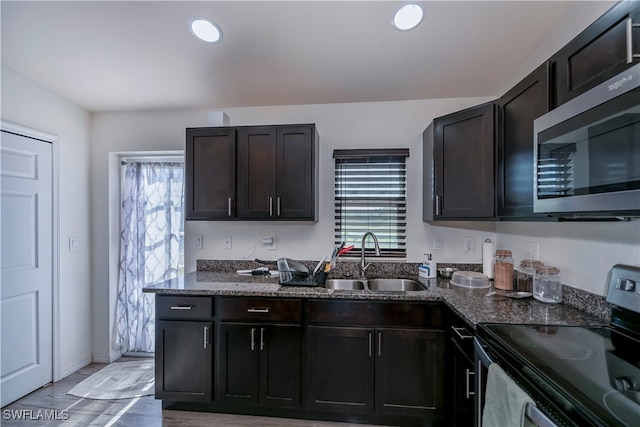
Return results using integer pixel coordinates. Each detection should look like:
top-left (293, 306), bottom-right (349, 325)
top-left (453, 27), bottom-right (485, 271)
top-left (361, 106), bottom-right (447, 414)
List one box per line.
top-left (360, 231), bottom-right (381, 277)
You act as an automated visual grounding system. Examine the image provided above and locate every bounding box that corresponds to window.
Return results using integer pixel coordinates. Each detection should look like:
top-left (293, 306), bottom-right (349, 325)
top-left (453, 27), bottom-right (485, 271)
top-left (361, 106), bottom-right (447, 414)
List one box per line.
top-left (334, 149), bottom-right (409, 257)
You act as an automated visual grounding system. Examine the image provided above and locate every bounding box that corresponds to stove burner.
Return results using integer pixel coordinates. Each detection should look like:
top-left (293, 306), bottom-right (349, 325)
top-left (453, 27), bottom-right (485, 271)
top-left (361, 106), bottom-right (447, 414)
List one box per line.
top-left (510, 328), bottom-right (594, 360)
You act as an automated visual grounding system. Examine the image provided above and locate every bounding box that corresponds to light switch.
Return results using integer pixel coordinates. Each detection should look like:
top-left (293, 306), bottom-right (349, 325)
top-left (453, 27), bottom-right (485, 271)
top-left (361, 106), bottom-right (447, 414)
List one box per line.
top-left (69, 236), bottom-right (79, 252)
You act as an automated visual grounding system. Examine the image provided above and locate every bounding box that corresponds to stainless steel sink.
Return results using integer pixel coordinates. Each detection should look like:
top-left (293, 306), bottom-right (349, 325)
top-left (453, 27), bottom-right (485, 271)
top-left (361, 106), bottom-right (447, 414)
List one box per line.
top-left (323, 279), bottom-right (366, 290)
top-left (365, 278), bottom-right (426, 292)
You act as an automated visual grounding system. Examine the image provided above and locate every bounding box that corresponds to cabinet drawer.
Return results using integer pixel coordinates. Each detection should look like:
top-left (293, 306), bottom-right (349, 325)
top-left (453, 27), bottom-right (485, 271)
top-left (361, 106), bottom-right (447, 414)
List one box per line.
top-left (156, 296), bottom-right (214, 320)
top-left (219, 297), bottom-right (301, 323)
top-left (308, 300), bottom-right (442, 328)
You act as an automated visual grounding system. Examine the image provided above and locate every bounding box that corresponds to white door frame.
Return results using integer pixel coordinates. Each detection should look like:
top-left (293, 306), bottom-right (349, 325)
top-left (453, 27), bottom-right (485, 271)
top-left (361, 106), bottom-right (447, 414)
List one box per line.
top-left (1, 120), bottom-right (61, 382)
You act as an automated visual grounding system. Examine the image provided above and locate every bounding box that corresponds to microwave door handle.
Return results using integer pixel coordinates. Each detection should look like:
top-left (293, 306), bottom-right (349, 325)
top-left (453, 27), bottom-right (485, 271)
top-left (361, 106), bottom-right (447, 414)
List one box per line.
top-left (627, 18), bottom-right (640, 64)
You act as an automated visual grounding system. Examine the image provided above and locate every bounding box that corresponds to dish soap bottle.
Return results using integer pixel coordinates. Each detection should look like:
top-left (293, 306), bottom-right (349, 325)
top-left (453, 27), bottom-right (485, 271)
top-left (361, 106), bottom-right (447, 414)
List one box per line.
top-left (419, 253), bottom-right (437, 279)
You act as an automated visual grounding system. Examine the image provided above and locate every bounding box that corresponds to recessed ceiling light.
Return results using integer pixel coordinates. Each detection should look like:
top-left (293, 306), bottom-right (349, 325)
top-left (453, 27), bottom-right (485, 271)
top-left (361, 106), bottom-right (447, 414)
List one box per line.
top-left (190, 18), bottom-right (222, 43)
top-left (392, 4), bottom-right (424, 31)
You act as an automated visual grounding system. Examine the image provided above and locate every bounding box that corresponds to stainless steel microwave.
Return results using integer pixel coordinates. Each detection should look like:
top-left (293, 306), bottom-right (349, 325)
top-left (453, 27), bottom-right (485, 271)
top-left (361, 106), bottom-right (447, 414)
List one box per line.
top-left (533, 63), bottom-right (640, 218)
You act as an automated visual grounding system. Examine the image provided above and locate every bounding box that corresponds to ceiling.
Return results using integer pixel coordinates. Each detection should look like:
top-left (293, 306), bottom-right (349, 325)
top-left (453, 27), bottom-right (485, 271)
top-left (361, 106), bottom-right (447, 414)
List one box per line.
top-left (2, 1), bottom-right (577, 113)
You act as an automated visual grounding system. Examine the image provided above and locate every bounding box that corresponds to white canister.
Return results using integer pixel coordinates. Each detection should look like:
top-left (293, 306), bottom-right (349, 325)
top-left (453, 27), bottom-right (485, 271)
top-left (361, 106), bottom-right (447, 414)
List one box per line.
top-left (482, 239), bottom-right (495, 279)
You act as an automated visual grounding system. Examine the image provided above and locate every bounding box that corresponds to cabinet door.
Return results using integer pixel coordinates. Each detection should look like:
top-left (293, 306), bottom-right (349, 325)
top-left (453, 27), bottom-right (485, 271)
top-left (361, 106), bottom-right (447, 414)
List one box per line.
top-left (155, 320), bottom-right (213, 402)
top-left (237, 126), bottom-right (277, 219)
top-left (434, 102), bottom-right (495, 219)
top-left (218, 323), bottom-right (260, 405)
top-left (451, 339), bottom-right (475, 427)
top-left (375, 328), bottom-right (445, 419)
top-left (307, 326), bottom-right (374, 414)
top-left (276, 126), bottom-right (315, 220)
top-left (553, 1), bottom-right (640, 106)
top-left (259, 324), bottom-right (301, 408)
top-left (185, 127), bottom-right (236, 220)
top-left (497, 63), bottom-right (551, 219)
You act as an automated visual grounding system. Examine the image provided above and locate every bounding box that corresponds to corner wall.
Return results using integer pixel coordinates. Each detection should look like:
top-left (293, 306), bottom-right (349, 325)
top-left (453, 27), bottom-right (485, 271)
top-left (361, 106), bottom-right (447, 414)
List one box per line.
top-left (1, 63), bottom-right (92, 377)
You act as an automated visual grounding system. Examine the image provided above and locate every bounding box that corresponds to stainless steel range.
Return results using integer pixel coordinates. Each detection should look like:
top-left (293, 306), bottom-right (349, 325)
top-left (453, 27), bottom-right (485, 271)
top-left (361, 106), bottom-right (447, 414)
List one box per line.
top-left (475, 264), bottom-right (640, 426)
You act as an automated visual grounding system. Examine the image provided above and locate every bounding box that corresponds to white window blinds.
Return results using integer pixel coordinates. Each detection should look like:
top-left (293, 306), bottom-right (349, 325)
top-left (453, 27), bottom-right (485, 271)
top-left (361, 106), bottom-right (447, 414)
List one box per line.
top-left (334, 149), bottom-right (408, 258)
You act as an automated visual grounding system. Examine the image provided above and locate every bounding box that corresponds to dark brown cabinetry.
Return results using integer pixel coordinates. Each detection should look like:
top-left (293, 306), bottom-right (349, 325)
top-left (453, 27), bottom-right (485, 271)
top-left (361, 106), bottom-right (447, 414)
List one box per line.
top-left (186, 124), bottom-right (317, 221)
top-left (307, 300), bottom-right (444, 423)
top-left (552, 1), bottom-right (640, 107)
top-left (446, 310), bottom-right (476, 427)
top-left (185, 128), bottom-right (236, 220)
top-left (218, 298), bottom-right (302, 409)
top-left (237, 125), bottom-right (316, 220)
top-left (424, 102), bottom-right (495, 220)
top-left (496, 63), bottom-right (551, 219)
top-left (155, 296), bottom-right (214, 402)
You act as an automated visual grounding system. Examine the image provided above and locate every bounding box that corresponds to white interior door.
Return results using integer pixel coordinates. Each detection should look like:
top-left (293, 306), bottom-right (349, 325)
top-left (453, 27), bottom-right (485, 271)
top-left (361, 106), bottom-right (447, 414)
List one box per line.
top-left (1, 130), bottom-right (53, 407)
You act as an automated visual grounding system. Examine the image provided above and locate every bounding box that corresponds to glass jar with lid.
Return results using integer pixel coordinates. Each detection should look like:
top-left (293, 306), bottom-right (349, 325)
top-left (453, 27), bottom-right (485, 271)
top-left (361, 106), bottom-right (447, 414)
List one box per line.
top-left (516, 259), bottom-right (543, 293)
top-left (533, 265), bottom-right (562, 303)
top-left (493, 249), bottom-right (514, 290)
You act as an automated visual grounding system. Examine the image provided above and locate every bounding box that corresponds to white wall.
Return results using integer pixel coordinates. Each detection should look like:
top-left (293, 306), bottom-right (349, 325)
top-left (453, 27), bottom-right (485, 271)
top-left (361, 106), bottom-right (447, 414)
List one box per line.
top-left (1, 63), bottom-right (92, 377)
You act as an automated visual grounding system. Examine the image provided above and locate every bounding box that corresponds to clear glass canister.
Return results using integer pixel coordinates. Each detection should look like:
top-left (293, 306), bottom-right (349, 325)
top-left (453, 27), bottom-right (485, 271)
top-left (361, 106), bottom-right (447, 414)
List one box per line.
top-left (493, 249), bottom-right (514, 290)
top-left (533, 266), bottom-right (562, 303)
top-left (516, 259), bottom-right (543, 293)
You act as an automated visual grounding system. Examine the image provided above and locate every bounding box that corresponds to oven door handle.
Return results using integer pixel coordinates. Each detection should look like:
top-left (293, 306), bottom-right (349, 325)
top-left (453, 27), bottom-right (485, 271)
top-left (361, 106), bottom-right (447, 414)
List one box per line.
top-left (526, 402), bottom-right (558, 427)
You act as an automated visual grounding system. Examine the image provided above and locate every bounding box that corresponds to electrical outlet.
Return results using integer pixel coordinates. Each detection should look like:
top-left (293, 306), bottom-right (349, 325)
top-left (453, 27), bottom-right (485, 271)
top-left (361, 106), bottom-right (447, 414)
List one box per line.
top-left (195, 235), bottom-right (203, 249)
top-left (463, 236), bottom-right (475, 252)
top-left (433, 236), bottom-right (443, 251)
top-left (223, 236), bottom-right (232, 249)
top-left (529, 241), bottom-right (540, 260)
top-left (262, 236), bottom-right (277, 250)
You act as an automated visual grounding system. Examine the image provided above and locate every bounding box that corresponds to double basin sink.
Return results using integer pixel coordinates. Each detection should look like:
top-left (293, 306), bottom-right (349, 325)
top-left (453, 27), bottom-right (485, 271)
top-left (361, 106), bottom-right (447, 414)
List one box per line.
top-left (323, 278), bottom-right (427, 292)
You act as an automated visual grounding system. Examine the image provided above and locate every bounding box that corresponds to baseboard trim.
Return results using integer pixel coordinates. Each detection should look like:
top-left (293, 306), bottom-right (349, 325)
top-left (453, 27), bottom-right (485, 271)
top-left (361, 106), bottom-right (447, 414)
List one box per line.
top-left (59, 355), bottom-right (92, 380)
top-left (92, 349), bottom-right (122, 364)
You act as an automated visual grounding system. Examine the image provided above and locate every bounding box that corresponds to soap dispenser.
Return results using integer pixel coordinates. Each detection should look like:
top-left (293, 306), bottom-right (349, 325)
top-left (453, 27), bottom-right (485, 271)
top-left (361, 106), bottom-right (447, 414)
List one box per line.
top-left (419, 253), bottom-right (437, 279)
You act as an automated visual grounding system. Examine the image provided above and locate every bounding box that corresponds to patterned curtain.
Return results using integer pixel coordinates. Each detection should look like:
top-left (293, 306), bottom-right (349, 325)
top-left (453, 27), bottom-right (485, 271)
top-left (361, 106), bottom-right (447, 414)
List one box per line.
top-left (116, 161), bottom-right (184, 353)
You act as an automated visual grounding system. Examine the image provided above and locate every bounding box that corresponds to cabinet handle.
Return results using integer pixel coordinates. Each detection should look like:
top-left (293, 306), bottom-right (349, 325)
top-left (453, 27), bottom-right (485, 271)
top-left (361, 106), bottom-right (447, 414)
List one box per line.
top-left (627, 18), bottom-right (640, 64)
top-left (378, 331), bottom-right (382, 356)
top-left (260, 327), bottom-right (265, 351)
top-left (451, 326), bottom-right (473, 340)
top-left (203, 326), bottom-right (209, 349)
top-left (277, 197), bottom-right (281, 216)
top-left (170, 305), bottom-right (193, 310)
top-left (466, 369), bottom-right (475, 399)
top-left (435, 195), bottom-right (442, 216)
top-left (228, 197), bottom-right (232, 217)
top-left (269, 197), bottom-right (273, 216)
top-left (250, 327), bottom-right (256, 351)
top-left (368, 332), bottom-right (372, 357)
top-left (247, 307), bottom-right (270, 313)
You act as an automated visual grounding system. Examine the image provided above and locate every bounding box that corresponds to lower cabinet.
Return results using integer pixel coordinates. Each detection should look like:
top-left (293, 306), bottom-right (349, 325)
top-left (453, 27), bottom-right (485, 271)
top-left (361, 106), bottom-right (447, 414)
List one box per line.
top-left (155, 296), bottom-right (214, 402)
top-left (307, 300), bottom-right (445, 424)
top-left (217, 297), bottom-right (302, 409)
top-left (308, 326), bottom-right (444, 418)
top-left (218, 322), bottom-right (301, 408)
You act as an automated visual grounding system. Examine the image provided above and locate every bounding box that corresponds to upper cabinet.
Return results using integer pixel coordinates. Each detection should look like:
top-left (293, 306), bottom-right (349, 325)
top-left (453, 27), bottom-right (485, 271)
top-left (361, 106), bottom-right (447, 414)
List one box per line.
top-left (186, 124), bottom-right (318, 221)
top-left (551, 1), bottom-right (640, 107)
top-left (423, 102), bottom-right (495, 221)
top-left (496, 62), bottom-right (551, 219)
top-left (185, 127), bottom-right (237, 220)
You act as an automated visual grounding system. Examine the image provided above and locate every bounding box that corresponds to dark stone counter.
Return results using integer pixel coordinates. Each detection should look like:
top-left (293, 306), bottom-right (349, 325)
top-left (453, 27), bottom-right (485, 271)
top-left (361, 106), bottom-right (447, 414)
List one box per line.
top-left (144, 269), bottom-right (605, 329)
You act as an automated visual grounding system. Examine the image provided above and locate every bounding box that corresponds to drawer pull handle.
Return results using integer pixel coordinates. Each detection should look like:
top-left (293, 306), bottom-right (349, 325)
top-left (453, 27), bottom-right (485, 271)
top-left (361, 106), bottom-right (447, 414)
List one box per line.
top-left (247, 307), bottom-right (270, 313)
top-left (368, 332), bottom-right (372, 357)
top-left (203, 326), bottom-right (209, 349)
top-left (627, 18), bottom-right (640, 64)
top-left (451, 326), bottom-right (473, 340)
top-left (170, 305), bottom-right (193, 310)
top-left (378, 331), bottom-right (382, 356)
top-left (260, 327), bottom-right (265, 351)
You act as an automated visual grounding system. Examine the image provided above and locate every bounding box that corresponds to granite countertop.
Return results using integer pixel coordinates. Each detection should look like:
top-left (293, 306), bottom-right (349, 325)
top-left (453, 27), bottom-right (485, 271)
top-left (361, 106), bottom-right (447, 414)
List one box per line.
top-left (143, 271), bottom-right (605, 328)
